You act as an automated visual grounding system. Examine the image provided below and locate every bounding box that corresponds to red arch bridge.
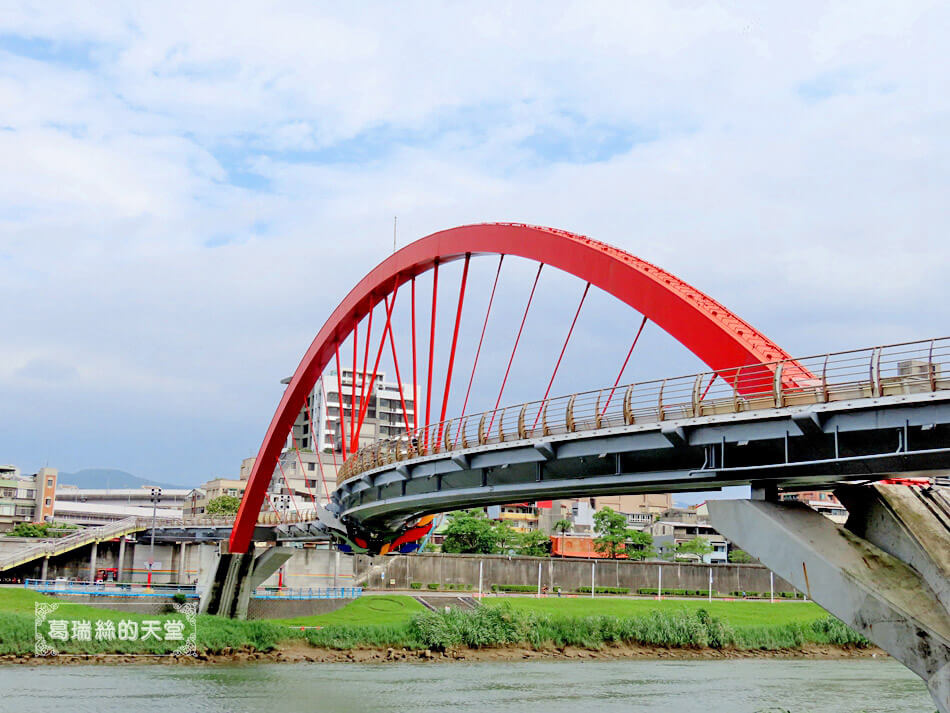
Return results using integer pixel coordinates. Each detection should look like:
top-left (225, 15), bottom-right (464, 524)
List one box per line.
top-left (205, 224), bottom-right (949, 711)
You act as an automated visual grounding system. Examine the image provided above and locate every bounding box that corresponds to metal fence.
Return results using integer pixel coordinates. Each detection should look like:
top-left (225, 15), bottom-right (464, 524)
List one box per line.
top-left (252, 586), bottom-right (362, 600)
top-left (23, 578), bottom-right (199, 598)
top-left (338, 336), bottom-right (950, 484)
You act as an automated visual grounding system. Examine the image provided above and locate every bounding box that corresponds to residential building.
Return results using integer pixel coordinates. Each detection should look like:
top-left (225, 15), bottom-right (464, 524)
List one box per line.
top-left (0, 465), bottom-right (57, 531)
top-left (284, 369), bottom-right (416, 454)
top-left (647, 519), bottom-right (728, 563)
top-left (780, 490), bottom-right (849, 524)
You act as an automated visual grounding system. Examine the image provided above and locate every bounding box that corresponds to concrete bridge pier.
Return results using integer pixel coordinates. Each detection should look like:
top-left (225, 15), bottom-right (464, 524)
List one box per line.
top-left (708, 483), bottom-right (950, 713)
top-left (199, 544), bottom-right (295, 619)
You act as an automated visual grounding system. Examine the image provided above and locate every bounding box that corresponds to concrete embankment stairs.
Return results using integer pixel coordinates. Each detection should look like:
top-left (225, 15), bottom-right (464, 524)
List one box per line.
top-left (413, 595), bottom-right (479, 612)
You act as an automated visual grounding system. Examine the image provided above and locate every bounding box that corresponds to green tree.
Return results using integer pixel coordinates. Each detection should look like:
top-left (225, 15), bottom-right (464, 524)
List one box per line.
top-left (492, 522), bottom-right (521, 554)
top-left (675, 537), bottom-right (714, 561)
top-left (728, 548), bottom-right (754, 563)
top-left (518, 529), bottom-right (551, 557)
top-left (593, 507), bottom-right (655, 560)
top-left (553, 518), bottom-right (572, 535)
top-left (441, 510), bottom-right (497, 554)
top-left (8, 521), bottom-right (78, 538)
top-left (205, 495), bottom-right (242, 516)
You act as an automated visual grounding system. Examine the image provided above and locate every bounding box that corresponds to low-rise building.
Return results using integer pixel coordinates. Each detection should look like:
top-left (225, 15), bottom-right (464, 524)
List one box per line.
top-left (648, 519), bottom-right (728, 564)
top-left (54, 486), bottom-right (190, 525)
top-left (0, 465), bottom-right (57, 530)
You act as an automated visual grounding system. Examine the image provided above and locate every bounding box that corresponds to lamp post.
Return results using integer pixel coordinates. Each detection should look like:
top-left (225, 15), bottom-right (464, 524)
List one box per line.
top-left (147, 487), bottom-right (161, 588)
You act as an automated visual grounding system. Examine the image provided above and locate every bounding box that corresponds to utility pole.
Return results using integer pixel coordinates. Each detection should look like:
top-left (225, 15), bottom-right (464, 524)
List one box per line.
top-left (148, 487), bottom-right (161, 588)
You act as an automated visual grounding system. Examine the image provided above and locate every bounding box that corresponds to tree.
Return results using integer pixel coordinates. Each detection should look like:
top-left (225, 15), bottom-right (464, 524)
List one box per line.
top-left (205, 495), bottom-right (242, 516)
top-left (675, 537), bottom-right (714, 561)
top-left (623, 530), bottom-right (656, 561)
top-left (441, 510), bottom-right (497, 554)
top-left (492, 522), bottom-right (521, 554)
top-left (9, 521), bottom-right (78, 538)
top-left (728, 548), bottom-right (754, 563)
top-left (553, 519), bottom-right (572, 535)
top-left (592, 507), bottom-right (655, 560)
top-left (518, 529), bottom-right (551, 557)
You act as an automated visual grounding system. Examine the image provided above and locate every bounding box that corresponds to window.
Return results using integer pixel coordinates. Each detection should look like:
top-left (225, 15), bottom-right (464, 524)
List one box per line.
top-left (45, 498), bottom-right (51, 506)
top-left (308, 463), bottom-right (315, 471)
top-left (47, 478), bottom-right (54, 487)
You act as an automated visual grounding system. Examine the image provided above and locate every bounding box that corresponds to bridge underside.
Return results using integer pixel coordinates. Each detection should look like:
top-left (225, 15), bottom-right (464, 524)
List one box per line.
top-left (708, 484), bottom-right (950, 713)
top-left (333, 392), bottom-right (950, 543)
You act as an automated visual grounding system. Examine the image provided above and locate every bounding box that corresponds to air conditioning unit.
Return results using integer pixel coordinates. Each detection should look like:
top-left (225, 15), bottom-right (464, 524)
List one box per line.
top-left (898, 359), bottom-right (939, 378)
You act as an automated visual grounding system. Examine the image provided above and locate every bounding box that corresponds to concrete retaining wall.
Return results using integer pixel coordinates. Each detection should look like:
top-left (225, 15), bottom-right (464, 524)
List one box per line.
top-left (354, 553), bottom-right (797, 595)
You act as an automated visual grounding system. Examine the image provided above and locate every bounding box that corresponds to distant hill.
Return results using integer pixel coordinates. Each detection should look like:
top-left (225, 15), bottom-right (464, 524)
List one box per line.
top-left (57, 468), bottom-right (177, 490)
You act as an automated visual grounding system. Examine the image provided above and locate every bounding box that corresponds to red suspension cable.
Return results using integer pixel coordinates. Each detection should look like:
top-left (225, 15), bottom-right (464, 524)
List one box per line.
top-left (601, 315), bottom-right (648, 416)
top-left (334, 348), bottom-right (348, 461)
top-left (276, 456), bottom-right (302, 517)
top-left (290, 431), bottom-right (317, 507)
top-left (410, 277), bottom-right (418, 431)
top-left (383, 294), bottom-right (413, 436)
top-left (350, 323), bottom-right (358, 447)
top-left (455, 255), bottom-right (503, 446)
top-left (358, 308), bottom-right (373, 423)
top-left (436, 254), bottom-right (470, 447)
top-left (423, 260), bottom-right (439, 447)
top-left (488, 263), bottom-right (543, 433)
top-left (306, 394), bottom-right (332, 502)
top-left (351, 284), bottom-right (400, 451)
top-left (532, 281), bottom-right (590, 431)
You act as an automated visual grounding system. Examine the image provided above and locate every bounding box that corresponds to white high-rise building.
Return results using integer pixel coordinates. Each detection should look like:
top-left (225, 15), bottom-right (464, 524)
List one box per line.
top-left (283, 370), bottom-right (416, 454)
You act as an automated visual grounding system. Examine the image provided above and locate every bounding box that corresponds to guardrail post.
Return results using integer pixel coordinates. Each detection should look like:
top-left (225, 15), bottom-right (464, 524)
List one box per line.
top-left (773, 361), bottom-right (785, 408)
top-left (870, 347), bottom-right (882, 397)
top-left (497, 408), bottom-right (506, 442)
top-left (623, 384), bottom-right (635, 425)
top-left (657, 379), bottom-right (667, 421)
top-left (566, 395), bottom-right (576, 432)
top-left (518, 404), bottom-right (527, 439)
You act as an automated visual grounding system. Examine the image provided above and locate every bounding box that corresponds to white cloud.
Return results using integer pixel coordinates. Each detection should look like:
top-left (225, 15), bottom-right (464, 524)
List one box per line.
top-left (1, 1), bottom-right (948, 482)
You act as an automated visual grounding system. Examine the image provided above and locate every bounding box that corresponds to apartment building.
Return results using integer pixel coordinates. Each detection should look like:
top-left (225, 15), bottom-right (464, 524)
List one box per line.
top-left (284, 370), bottom-right (416, 454)
top-left (0, 465), bottom-right (57, 531)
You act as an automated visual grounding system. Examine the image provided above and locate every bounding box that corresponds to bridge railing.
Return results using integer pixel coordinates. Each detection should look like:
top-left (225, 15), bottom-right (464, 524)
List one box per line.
top-left (337, 336), bottom-right (950, 484)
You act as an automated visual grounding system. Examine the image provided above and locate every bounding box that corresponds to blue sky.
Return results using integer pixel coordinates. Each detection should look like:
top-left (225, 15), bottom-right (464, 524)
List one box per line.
top-left (2, 2), bottom-right (949, 496)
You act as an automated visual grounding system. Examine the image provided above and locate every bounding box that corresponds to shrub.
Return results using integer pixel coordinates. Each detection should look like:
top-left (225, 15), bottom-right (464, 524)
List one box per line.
top-left (576, 586), bottom-right (629, 594)
top-left (492, 584), bottom-right (537, 593)
top-left (410, 582), bottom-right (423, 590)
top-left (426, 583), bottom-right (440, 590)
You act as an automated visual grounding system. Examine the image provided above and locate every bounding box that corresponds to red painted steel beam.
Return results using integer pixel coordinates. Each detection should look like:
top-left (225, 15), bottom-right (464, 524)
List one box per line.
top-left (230, 223), bottom-right (811, 552)
top-left (410, 277), bottom-right (418, 431)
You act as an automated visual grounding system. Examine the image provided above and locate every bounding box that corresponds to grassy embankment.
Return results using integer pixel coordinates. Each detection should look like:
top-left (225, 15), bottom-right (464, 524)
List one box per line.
top-left (0, 588), bottom-right (869, 657)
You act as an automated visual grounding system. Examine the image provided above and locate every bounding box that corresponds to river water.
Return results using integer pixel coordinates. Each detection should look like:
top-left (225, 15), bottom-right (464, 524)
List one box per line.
top-left (0, 659), bottom-right (933, 713)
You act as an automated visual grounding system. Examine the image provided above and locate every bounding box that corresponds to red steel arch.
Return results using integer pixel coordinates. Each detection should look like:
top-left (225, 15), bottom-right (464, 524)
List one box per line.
top-left (230, 222), bottom-right (811, 552)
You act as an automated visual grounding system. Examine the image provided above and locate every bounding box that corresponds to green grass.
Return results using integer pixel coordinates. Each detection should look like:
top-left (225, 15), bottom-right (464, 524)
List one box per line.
top-left (0, 587), bottom-right (296, 656)
top-left (0, 587), bottom-right (865, 657)
top-left (483, 597), bottom-right (826, 628)
top-left (274, 595), bottom-right (426, 627)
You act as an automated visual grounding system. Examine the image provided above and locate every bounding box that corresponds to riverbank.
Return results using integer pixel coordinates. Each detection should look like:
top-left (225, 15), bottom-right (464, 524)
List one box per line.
top-left (0, 641), bottom-right (887, 665)
top-left (0, 589), bottom-right (878, 664)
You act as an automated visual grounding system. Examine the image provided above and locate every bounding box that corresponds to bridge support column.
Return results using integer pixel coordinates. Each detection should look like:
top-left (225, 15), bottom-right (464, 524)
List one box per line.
top-left (199, 544), bottom-right (295, 619)
top-left (40, 556), bottom-right (48, 581)
top-left (177, 542), bottom-right (187, 585)
top-left (88, 541), bottom-right (98, 583)
top-left (708, 484), bottom-right (950, 713)
top-left (116, 537), bottom-right (126, 583)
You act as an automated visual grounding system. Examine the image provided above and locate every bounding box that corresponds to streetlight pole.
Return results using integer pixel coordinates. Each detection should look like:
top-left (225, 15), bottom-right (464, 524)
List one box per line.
top-left (147, 487), bottom-right (161, 588)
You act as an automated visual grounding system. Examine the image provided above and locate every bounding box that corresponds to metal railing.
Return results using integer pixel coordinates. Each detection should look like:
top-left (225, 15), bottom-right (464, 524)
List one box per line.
top-left (0, 516), bottom-right (145, 571)
top-left (252, 586), bottom-right (362, 600)
top-left (338, 337), bottom-right (950, 484)
top-left (23, 578), bottom-right (199, 598)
